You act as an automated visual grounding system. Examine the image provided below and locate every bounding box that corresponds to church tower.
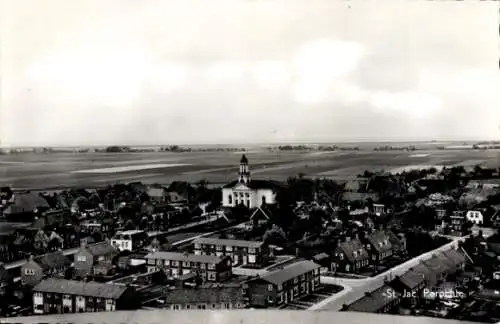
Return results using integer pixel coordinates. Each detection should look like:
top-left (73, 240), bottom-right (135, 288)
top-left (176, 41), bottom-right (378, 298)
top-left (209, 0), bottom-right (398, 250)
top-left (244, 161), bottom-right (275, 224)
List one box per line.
top-left (238, 154), bottom-right (251, 184)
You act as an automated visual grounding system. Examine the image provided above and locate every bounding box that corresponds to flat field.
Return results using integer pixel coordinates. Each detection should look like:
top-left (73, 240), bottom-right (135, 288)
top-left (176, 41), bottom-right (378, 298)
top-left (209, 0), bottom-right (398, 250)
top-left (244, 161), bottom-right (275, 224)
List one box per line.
top-left (0, 148), bottom-right (499, 190)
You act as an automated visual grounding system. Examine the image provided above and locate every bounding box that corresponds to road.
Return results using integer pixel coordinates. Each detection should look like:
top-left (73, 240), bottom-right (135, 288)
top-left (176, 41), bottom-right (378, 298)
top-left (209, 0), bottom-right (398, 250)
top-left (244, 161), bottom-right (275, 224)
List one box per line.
top-left (310, 236), bottom-right (469, 311)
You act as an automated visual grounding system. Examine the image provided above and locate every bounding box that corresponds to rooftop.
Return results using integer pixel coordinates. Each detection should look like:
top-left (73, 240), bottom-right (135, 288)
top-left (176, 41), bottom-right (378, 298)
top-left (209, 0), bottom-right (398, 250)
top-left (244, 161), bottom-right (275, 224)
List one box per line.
top-left (145, 251), bottom-right (226, 264)
top-left (33, 278), bottom-right (128, 299)
top-left (115, 230), bottom-right (145, 235)
top-left (347, 285), bottom-right (401, 313)
top-left (259, 260), bottom-right (320, 285)
top-left (193, 237), bottom-right (264, 249)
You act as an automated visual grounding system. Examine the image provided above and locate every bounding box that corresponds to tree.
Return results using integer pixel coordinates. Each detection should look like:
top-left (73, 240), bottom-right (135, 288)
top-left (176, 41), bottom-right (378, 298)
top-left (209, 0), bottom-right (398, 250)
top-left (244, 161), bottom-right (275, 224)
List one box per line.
top-left (151, 270), bottom-right (167, 284)
top-left (263, 225), bottom-right (287, 245)
top-left (191, 207), bottom-right (203, 218)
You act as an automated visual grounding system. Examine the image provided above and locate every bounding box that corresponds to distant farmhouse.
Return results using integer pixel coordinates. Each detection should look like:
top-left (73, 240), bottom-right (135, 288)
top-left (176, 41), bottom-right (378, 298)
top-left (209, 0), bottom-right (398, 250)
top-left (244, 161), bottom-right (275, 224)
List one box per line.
top-left (222, 155), bottom-right (280, 209)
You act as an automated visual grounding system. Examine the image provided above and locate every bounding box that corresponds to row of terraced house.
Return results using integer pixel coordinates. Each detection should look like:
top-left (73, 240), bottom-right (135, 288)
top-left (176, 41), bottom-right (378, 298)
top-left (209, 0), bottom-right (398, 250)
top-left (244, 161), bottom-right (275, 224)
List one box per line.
top-left (333, 229), bottom-right (406, 273)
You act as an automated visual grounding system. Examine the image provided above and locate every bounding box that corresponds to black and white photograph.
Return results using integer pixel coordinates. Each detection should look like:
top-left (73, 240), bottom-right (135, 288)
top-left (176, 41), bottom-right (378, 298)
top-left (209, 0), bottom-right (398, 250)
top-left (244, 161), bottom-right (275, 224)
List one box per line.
top-left (0, 0), bottom-right (499, 323)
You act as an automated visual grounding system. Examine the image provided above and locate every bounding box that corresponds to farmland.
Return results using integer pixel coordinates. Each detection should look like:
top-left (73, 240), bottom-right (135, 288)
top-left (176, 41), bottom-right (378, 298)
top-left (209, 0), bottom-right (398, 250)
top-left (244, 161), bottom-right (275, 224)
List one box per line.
top-left (0, 147), bottom-right (499, 190)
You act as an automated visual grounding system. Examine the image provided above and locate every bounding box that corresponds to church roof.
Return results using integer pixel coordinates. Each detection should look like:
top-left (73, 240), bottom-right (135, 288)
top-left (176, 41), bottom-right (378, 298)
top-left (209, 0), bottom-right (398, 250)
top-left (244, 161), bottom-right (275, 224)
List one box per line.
top-left (223, 180), bottom-right (282, 190)
top-left (240, 154), bottom-right (248, 163)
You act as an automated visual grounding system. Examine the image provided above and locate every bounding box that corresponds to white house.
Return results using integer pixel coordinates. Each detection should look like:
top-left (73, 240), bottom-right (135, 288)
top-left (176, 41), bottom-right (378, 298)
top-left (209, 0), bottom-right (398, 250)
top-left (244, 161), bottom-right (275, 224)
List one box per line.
top-left (466, 210), bottom-right (484, 225)
top-left (221, 155), bottom-right (279, 209)
top-left (111, 230), bottom-right (148, 252)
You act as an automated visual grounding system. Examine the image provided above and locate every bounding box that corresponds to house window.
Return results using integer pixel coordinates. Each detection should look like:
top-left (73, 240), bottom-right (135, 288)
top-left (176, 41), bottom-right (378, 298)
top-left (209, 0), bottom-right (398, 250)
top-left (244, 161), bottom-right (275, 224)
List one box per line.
top-left (24, 268), bottom-right (35, 275)
top-left (353, 251), bottom-right (358, 258)
top-left (172, 305), bottom-right (180, 310)
top-left (212, 304), bottom-right (217, 309)
top-left (208, 263), bottom-right (215, 270)
top-left (77, 255), bottom-right (86, 262)
top-left (268, 296), bottom-right (274, 303)
top-left (262, 196), bottom-right (266, 204)
top-left (245, 193), bottom-right (250, 198)
top-left (339, 253), bottom-right (344, 260)
top-left (268, 284), bottom-right (274, 291)
top-left (228, 195), bottom-right (233, 204)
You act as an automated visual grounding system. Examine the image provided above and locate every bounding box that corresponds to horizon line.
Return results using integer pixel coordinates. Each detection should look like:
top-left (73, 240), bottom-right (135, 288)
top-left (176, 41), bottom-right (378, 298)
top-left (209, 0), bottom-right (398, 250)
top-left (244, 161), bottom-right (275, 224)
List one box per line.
top-left (2, 138), bottom-right (499, 149)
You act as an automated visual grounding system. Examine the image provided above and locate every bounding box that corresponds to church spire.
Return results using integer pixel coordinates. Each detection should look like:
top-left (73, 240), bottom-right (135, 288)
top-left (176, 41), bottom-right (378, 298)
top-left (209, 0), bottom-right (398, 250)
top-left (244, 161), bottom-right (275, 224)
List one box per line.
top-left (239, 154), bottom-right (250, 184)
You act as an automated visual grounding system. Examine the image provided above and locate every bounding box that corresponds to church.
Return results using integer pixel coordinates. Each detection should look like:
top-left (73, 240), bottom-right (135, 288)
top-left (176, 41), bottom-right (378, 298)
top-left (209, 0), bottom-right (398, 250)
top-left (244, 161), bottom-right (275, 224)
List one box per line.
top-left (221, 154), bottom-right (279, 209)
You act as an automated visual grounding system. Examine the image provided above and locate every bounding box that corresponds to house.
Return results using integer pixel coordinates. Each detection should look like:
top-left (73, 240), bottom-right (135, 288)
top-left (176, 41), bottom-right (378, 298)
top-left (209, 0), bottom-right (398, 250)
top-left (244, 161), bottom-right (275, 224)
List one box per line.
top-left (346, 284), bottom-right (401, 314)
top-left (147, 187), bottom-right (168, 203)
top-left (450, 211), bottom-right (466, 234)
top-left (363, 230), bottom-right (393, 265)
top-left (111, 230), bottom-right (149, 252)
top-left (390, 264), bottom-right (432, 305)
top-left (248, 205), bottom-right (274, 228)
top-left (420, 256), bottom-right (450, 286)
top-left (440, 248), bottom-right (467, 273)
top-left (193, 238), bottom-right (269, 268)
top-left (342, 178), bottom-right (380, 203)
top-left (2, 192), bottom-right (50, 222)
top-left (387, 231), bottom-right (406, 256)
top-left (32, 208), bottom-right (70, 229)
top-left (32, 278), bottom-right (137, 314)
top-left (21, 251), bottom-right (71, 286)
top-left (333, 237), bottom-right (370, 273)
top-left (166, 191), bottom-right (188, 204)
top-left (73, 241), bottom-right (119, 278)
top-left (221, 155), bottom-right (280, 209)
top-left (163, 283), bottom-right (247, 310)
top-left (491, 205), bottom-right (500, 228)
top-left (0, 264), bottom-right (12, 296)
top-left (344, 178), bottom-right (371, 193)
top-left (342, 192), bottom-right (380, 203)
top-left (311, 253), bottom-right (331, 272)
top-left (145, 251), bottom-right (232, 282)
top-left (372, 204), bottom-right (386, 217)
top-left (435, 209), bottom-right (447, 220)
top-left (246, 260), bottom-right (321, 308)
top-left (466, 210), bottom-right (485, 225)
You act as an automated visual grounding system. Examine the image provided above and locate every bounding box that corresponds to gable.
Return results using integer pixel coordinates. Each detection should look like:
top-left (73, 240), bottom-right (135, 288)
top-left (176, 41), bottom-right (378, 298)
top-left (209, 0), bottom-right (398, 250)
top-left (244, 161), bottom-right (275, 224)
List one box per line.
top-left (22, 261), bottom-right (43, 272)
top-left (76, 248), bottom-right (93, 259)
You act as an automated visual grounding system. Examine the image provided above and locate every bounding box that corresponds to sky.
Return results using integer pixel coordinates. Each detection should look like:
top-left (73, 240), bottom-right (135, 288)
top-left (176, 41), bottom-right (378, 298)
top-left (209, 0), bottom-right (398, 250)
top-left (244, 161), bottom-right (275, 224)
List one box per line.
top-left (1, 0), bottom-right (499, 147)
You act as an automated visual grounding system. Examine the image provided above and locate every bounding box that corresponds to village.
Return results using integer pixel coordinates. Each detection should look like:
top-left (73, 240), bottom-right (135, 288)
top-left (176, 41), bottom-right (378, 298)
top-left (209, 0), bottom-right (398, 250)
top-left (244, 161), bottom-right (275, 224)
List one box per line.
top-left (1, 155), bottom-right (500, 322)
